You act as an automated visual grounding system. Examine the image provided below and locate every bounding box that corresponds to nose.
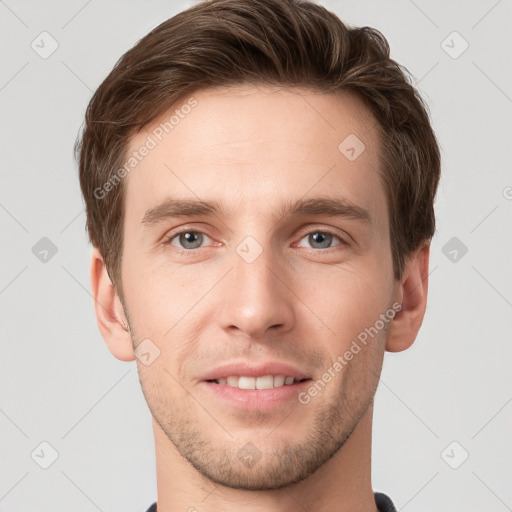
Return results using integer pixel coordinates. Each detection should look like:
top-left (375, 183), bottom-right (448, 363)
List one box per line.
top-left (216, 243), bottom-right (295, 340)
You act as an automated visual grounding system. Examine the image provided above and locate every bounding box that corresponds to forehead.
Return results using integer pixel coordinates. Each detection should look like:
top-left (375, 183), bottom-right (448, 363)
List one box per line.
top-left (122, 85), bottom-right (386, 231)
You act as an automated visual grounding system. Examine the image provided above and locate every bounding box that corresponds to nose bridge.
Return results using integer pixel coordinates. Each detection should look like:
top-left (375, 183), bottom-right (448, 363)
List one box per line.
top-left (234, 239), bottom-right (276, 294)
top-left (217, 236), bottom-right (295, 338)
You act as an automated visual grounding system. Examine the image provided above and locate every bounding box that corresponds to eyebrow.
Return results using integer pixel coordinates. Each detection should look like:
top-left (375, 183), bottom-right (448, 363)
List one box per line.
top-left (141, 196), bottom-right (372, 227)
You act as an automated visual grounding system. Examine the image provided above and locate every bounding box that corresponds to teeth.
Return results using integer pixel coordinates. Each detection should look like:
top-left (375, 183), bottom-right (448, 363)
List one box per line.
top-left (238, 376), bottom-right (256, 389)
top-left (213, 375), bottom-right (303, 389)
top-left (273, 375), bottom-right (285, 387)
top-left (227, 376), bottom-right (238, 387)
top-left (256, 375), bottom-right (274, 389)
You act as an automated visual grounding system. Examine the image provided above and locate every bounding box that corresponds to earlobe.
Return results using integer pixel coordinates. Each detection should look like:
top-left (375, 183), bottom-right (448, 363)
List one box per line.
top-left (385, 242), bottom-right (430, 353)
top-left (90, 247), bottom-right (135, 362)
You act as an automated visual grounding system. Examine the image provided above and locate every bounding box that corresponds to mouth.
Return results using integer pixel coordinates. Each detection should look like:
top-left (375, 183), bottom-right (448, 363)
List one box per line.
top-left (206, 375), bottom-right (310, 389)
top-left (200, 362), bottom-right (313, 410)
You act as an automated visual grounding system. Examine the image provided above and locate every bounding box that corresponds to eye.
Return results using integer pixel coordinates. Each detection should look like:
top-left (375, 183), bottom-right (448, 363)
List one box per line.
top-left (166, 230), bottom-right (213, 250)
top-left (296, 230), bottom-right (345, 249)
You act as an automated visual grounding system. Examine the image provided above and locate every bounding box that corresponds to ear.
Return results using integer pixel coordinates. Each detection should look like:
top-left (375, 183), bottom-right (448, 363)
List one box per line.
top-left (385, 241), bottom-right (430, 353)
top-left (90, 247), bottom-right (135, 361)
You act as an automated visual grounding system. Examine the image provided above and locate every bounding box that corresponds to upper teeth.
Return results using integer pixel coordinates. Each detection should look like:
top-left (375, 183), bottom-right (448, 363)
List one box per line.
top-left (215, 375), bottom-right (299, 389)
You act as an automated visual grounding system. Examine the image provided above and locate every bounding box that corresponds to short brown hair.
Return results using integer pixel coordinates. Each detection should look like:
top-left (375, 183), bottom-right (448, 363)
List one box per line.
top-left (76, 0), bottom-right (441, 297)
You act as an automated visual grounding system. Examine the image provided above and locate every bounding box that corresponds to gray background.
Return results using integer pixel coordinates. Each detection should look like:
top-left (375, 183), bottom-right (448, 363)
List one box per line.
top-left (1, 0), bottom-right (511, 510)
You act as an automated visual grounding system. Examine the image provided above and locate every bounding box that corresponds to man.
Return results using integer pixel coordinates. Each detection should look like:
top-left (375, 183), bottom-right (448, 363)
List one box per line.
top-left (76, 0), bottom-right (440, 510)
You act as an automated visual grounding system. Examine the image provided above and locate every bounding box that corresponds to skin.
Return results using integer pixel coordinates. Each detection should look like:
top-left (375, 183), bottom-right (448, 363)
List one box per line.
top-left (90, 85), bottom-right (430, 512)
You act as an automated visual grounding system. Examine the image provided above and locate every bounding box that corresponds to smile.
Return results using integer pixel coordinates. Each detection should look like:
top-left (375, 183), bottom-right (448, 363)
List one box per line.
top-left (207, 375), bottom-right (309, 389)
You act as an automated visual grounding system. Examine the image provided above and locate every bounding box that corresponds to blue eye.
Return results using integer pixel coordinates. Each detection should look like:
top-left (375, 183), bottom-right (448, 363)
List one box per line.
top-left (164, 229), bottom-right (346, 254)
top-left (298, 231), bottom-right (343, 249)
top-left (168, 231), bottom-right (212, 250)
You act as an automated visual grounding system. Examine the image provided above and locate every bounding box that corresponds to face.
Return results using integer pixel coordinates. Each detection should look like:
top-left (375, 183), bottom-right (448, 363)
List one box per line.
top-left (119, 85), bottom-right (398, 490)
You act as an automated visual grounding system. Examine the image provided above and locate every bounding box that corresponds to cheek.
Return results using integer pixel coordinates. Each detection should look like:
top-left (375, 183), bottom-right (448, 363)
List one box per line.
top-left (298, 261), bottom-right (392, 337)
top-left (122, 250), bottom-right (191, 324)
top-left (122, 260), bottom-right (212, 373)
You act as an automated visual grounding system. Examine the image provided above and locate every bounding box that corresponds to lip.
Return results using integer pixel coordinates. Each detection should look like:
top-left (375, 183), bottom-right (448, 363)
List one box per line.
top-left (202, 379), bottom-right (312, 410)
top-left (200, 361), bottom-right (312, 381)
top-left (199, 361), bottom-right (313, 410)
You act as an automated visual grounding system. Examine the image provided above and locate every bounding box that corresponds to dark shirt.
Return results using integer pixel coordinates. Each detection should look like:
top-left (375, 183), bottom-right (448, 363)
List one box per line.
top-left (145, 491), bottom-right (397, 511)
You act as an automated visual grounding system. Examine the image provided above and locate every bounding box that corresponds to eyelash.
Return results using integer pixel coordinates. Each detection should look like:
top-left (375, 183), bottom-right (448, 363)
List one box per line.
top-left (163, 227), bottom-right (348, 254)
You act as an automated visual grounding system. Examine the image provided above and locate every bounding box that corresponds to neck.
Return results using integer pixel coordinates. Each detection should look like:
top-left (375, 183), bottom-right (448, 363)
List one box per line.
top-left (152, 403), bottom-right (378, 512)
